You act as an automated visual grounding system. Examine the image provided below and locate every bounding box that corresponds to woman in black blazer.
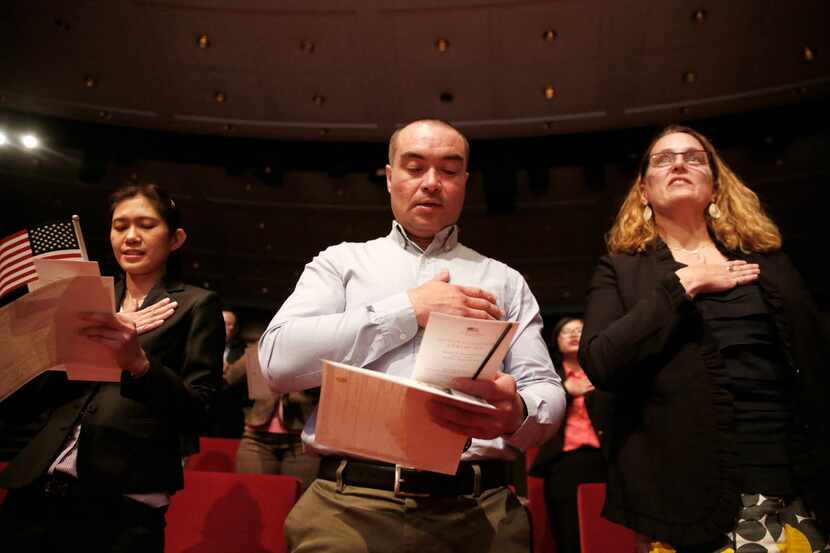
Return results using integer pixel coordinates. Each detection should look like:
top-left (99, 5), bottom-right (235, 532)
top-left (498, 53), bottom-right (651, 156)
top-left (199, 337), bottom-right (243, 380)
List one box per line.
top-left (0, 183), bottom-right (224, 553)
top-left (580, 126), bottom-right (829, 552)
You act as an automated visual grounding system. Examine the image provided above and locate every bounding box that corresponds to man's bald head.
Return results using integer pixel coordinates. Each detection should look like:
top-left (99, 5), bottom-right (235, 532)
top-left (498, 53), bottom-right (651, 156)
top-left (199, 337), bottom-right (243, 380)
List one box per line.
top-left (388, 119), bottom-right (469, 169)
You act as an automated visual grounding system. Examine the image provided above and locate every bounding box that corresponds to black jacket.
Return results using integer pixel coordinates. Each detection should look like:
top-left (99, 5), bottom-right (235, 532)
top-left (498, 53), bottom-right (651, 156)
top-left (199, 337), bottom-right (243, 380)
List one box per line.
top-left (0, 279), bottom-right (224, 495)
top-left (579, 239), bottom-right (830, 546)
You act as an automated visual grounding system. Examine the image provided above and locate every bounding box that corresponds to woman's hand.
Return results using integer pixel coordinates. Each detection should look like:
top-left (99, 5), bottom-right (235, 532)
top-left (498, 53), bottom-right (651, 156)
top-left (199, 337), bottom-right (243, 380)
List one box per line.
top-left (79, 312), bottom-right (151, 377)
top-left (564, 376), bottom-right (595, 397)
top-left (676, 260), bottom-right (760, 298)
top-left (119, 297), bottom-right (177, 335)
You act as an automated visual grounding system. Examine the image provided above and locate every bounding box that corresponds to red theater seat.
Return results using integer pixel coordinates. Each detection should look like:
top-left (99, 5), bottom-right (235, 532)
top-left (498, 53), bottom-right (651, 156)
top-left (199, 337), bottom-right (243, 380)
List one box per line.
top-left (527, 475), bottom-right (556, 553)
top-left (0, 462), bottom-right (7, 504)
top-left (577, 483), bottom-right (636, 553)
top-left (184, 437), bottom-right (240, 472)
top-left (165, 470), bottom-right (300, 553)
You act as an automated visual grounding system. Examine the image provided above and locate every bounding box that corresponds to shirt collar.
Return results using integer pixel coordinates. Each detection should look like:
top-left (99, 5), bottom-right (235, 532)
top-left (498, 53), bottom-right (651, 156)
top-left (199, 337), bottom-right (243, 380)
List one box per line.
top-left (389, 221), bottom-right (459, 253)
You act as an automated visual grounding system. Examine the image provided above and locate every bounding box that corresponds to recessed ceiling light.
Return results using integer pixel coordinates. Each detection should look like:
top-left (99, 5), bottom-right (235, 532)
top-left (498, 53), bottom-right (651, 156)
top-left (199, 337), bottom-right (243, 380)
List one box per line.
top-left (21, 134), bottom-right (40, 149)
top-left (435, 38), bottom-right (450, 52)
top-left (197, 34), bottom-right (210, 49)
top-left (542, 84), bottom-right (556, 100)
top-left (682, 71), bottom-right (697, 84)
top-left (299, 39), bottom-right (315, 53)
top-left (0, 131), bottom-right (8, 146)
top-left (84, 75), bottom-right (96, 88)
top-left (802, 45), bottom-right (815, 62)
top-left (542, 29), bottom-right (557, 42)
top-left (691, 9), bottom-right (707, 23)
top-left (214, 91), bottom-right (226, 103)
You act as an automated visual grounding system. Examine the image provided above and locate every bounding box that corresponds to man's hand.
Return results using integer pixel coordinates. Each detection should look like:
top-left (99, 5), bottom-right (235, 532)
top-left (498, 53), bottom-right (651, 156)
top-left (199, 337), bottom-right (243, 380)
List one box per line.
top-left (118, 297), bottom-right (178, 335)
top-left (78, 312), bottom-right (150, 377)
top-left (407, 268), bottom-right (504, 327)
top-left (426, 372), bottom-right (525, 439)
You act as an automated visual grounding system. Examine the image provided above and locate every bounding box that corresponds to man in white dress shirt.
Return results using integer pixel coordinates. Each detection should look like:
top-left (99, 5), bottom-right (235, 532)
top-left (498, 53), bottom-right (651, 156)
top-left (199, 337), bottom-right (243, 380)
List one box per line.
top-left (259, 119), bottom-right (565, 553)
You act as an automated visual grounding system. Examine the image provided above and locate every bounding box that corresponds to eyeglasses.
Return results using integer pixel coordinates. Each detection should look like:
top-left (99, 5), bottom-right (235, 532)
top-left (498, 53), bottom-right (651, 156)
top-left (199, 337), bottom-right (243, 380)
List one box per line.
top-left (648, 149), bottom-right (708, 168)
top-left (560, 327), bottom-right (582, 337)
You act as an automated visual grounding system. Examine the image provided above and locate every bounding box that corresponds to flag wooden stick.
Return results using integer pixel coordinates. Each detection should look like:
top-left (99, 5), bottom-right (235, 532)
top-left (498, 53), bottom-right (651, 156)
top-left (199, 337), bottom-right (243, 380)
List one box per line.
top-left (71, 214), bottom-right (89, 260)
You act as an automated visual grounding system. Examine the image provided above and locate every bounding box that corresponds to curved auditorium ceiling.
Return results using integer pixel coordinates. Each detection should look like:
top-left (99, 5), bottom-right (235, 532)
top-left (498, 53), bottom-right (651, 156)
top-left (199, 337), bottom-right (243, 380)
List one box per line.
top-left (1, 0), bottom-right (828, 141)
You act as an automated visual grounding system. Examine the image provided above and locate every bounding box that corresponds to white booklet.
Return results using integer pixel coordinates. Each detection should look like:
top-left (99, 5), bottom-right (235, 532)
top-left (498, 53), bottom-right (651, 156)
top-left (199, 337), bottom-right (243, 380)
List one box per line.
top-left (315, 313), bottom-right (518, 474)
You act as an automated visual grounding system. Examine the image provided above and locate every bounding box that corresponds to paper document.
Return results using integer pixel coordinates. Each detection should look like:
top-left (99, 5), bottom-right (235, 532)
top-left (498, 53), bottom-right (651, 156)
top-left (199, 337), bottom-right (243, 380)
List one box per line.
top-left (413, 313), bottom-right (518, 388)
top-left (0, 262), bottom-right (122, 402)
top-left (29, 258), bottom-right (101, 291)
top-left (315, 313), bottom-right (518, 474)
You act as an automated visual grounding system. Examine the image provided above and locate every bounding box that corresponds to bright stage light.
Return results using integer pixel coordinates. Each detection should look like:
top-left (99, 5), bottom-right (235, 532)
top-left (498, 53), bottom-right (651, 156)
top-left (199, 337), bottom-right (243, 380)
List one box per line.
top-left (21, 134), bottom-right (40, 149)
top-left (0, 131), bottom-right (8, 146)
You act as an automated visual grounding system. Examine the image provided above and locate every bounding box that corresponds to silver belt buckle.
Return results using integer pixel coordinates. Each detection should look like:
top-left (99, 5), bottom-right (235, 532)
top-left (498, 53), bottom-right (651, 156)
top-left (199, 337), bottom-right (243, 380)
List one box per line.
top-left (393, 465), bottom-right (430, 498)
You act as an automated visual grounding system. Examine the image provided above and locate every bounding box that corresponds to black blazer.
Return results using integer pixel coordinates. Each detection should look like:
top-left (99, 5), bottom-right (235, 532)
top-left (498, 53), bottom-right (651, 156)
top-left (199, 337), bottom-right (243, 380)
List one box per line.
top-left (0, 279), bottom-right (224, 495)
top-left (579, 239), bottom-right (830, 546)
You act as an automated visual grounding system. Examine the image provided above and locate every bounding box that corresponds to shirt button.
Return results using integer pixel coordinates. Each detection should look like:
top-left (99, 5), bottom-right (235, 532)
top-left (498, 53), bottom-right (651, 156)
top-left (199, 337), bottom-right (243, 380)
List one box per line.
top-left (400, 333), bottom-right (407, 340)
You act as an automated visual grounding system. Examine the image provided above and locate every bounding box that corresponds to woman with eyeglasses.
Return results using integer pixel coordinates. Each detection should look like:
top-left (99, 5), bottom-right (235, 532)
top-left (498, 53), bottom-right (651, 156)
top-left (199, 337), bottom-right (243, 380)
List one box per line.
top-left (529, 317), bottom-right (610, 553)
top-left (0, 183), bottom-right (224, 553)
top-left (579, 125), bottom-right (829, 552)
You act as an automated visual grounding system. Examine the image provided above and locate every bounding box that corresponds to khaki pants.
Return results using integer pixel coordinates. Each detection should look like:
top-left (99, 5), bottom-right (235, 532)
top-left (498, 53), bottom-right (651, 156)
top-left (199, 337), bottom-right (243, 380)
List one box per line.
top-left (284, 478), bottom-right (530, 553)
top-left (235, 430), bottom-right (320, 494)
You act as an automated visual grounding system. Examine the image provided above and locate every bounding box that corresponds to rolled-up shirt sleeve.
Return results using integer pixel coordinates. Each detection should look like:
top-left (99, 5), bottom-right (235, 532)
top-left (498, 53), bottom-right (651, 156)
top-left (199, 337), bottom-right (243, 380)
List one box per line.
top-left (259, 245), bottom-right (419, 392)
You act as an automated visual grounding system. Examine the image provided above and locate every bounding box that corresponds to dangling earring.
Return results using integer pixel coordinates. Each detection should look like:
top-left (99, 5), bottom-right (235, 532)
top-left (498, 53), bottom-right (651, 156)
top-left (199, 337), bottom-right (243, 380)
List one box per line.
top-left (708, 202), bottom-right (721, 219)
top-left (643, 204), bottom-right (653, 222)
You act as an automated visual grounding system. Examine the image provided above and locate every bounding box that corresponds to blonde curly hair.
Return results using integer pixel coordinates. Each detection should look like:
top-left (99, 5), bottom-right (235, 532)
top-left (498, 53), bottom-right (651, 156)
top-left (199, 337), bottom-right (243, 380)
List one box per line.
top-left (606, 125), bottom-right (782, 254)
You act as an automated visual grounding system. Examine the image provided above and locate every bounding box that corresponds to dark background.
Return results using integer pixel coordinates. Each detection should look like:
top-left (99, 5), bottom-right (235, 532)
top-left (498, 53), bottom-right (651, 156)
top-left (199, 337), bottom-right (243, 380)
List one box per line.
top-left (2, 0), bottom-right (829, 339)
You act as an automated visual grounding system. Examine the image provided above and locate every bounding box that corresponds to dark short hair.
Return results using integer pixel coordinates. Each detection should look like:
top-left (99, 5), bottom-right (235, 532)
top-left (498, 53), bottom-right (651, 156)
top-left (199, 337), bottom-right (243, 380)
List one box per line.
top-left (108, 182), bottom-right (183, 280)
top-left (109, 183), bottom-right (181, 231)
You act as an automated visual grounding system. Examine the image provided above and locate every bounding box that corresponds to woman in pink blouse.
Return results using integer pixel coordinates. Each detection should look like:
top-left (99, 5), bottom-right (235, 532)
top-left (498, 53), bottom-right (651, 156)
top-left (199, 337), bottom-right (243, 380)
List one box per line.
top-left (529, 317), bottom-right (610, 553)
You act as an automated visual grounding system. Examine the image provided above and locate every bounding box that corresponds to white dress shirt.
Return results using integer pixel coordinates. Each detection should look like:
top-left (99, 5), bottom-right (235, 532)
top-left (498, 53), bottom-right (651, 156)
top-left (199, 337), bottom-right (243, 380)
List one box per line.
top-left (259, 222), bottom-right (565, 461)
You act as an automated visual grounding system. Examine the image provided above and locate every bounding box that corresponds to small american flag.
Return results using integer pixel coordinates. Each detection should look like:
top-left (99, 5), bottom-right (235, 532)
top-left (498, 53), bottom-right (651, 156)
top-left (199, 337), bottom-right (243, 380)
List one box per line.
top-left (0, 220), bottom-right (85, 299)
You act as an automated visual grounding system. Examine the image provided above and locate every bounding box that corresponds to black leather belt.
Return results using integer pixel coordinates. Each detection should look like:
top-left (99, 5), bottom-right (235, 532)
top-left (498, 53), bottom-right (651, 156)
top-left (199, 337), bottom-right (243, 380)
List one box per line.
top-left (317, 457), bottom-right (512, 498)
